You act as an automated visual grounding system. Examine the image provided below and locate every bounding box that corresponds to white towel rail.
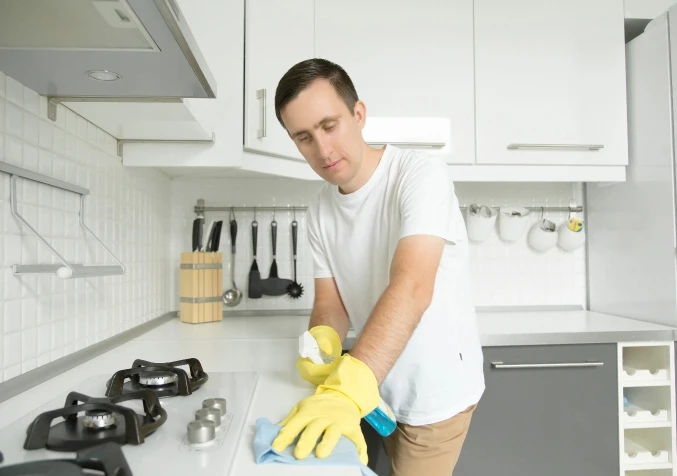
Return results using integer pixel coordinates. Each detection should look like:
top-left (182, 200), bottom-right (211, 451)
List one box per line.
top-left (1, 162), bottom-right (125, 279)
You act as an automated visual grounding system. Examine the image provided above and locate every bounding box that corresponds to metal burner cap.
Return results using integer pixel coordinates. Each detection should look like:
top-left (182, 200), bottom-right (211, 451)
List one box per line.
top-left (138, 371), bottom-right (177, 386)
top-left (83, 410), bottom-right (116, 429)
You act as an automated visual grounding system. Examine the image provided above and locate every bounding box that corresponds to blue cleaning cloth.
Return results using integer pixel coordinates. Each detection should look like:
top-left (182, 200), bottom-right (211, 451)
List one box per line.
top-left (253, 417), bottom-right (378, 476)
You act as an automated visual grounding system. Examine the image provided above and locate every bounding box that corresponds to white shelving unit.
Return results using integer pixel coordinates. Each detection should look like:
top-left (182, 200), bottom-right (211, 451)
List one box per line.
top-left (619, 342), bottom-right (677, 475)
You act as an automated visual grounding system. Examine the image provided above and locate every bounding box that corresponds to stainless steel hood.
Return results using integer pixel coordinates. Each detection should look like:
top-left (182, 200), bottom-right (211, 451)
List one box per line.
top-left (0, 0), bottom-right (217, 106)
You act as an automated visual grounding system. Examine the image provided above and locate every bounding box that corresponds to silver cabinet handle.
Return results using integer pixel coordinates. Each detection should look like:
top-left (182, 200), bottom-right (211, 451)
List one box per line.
top-left (256, 89), bottom-right (266, 139)
top-left (507, 143), bottom-right (604, 151)
top-left (491, 361), bottom-right (604, 369)
top-left (367, 141), bottom-right (445, 149)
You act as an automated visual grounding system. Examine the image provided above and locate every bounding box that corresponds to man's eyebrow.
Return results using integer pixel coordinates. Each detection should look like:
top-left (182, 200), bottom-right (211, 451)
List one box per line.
top-left (291, 115), bottom-right (341, 138)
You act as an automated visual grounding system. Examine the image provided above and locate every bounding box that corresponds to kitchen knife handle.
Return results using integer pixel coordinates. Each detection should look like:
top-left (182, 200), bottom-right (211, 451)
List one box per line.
top-left (292, 220), bottom-right (298, 258)
top-left (252, 221), bottom-right (258, 256)
top-left (197, 218), bottom-right (204, 252)
top-left (192, 219), bottom-right (199, 252)
top-left (230, 219), bottom-right (237, 254)
top-left (271, 220), bottom-right (277, 256)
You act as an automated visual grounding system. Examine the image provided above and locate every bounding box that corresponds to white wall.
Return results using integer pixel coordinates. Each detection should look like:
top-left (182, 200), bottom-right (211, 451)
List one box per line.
top-left (0, 72), bottom-right (172, 383)
top-left (625, 0), bottom-right (676, 18)
top-left (170, 177), bottom-right (587, 312)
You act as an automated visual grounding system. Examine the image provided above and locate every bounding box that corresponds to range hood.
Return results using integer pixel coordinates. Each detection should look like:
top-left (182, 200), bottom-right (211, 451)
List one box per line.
top-left (0, 0), bottom-right (217, 118)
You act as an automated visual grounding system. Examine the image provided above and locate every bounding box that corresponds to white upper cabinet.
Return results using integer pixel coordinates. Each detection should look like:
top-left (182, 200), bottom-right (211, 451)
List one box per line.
top-left (243, 0), bottom-right (314, 162)
top-left (473, 0), bottom-right (628, 166)
top-left (314, 0), bottom-right (475, 164)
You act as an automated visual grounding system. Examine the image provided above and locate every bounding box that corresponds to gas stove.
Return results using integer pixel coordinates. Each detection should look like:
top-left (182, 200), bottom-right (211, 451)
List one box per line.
top-left (105, 358), bottom-right (209, 398)
top-left (0, 358), bottom-right (259, 476)
top-left (0, 442), bottom-right (132, 476)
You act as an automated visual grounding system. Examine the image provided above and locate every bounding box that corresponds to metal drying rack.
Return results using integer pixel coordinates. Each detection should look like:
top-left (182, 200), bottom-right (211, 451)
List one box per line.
top-left (0, 162), bottom-right (125, 279)
top-left (194, 199), bottom-right (583, 215)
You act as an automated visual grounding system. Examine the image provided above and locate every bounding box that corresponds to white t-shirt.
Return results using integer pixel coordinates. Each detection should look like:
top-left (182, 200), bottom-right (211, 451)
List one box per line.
top-left (307, 144), bottom-right (485, 426)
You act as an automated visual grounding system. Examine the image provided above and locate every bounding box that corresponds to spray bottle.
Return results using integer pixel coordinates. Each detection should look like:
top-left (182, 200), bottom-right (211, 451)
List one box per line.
top-left (299, 331), bottom-right (397, 437)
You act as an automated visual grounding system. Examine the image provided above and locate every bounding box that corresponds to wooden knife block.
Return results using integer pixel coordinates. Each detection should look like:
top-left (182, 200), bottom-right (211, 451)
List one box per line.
top-left (179, 252), bottom-right (223, 324)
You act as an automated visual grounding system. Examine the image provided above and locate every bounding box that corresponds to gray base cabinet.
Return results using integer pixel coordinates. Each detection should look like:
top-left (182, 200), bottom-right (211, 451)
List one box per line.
top-left (454, 344), bottom-right (619, 476)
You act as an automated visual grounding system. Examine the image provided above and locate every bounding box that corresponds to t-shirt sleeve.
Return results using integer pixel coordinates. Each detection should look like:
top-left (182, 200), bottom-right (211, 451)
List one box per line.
top-left (398, 156), bottom-right (459, 245)
top-left (307, 208), bottom-right (334, 279)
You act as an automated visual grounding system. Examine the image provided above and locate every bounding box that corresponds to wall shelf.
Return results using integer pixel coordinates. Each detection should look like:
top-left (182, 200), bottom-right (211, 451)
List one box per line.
top-left (0, 162), bottom-right (126, 279)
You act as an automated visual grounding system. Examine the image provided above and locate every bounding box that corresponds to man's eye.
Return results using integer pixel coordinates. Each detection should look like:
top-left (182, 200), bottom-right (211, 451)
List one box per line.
top-left (299, 135), bottom-right (310, 142)
top-left (325, 124), bottom-right (336, 131)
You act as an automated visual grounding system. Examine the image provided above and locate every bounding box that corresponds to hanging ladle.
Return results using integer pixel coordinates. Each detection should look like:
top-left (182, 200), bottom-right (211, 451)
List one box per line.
top-left (223, 208), bottom-right (243, 307)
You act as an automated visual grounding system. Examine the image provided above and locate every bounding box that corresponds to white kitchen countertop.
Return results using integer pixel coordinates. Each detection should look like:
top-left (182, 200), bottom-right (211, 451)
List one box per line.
top-left (0, 309), bottom-right (675, 475)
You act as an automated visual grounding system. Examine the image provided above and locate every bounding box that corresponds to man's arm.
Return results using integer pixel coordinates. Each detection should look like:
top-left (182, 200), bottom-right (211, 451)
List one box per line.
top-left (350, 234), bottom-right (446, 384)
top-left (308, 277), bottom-right (350, 343)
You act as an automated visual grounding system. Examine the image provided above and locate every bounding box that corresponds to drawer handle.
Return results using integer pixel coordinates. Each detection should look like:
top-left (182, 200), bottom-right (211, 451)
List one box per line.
top-left (491, 361), bottom-right (604, 369)
top-left (367, 141), bottom-right (446, 149)
top-left (507, 143), bottom-right (604, 151)
top-left (256, 88), bottom-right (266, 139)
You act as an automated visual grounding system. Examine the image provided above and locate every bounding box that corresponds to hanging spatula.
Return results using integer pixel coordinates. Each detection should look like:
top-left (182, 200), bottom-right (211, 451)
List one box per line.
top-left (262, 217), bottom-right (292, 296)
top-left (248, 219), bottom-right (263, 298)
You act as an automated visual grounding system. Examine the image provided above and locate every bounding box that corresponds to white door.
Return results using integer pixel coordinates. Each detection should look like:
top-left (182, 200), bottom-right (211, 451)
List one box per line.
top-left (314, 0), bottom-right (475, 164)
top-left (243, 0), bottom-right (313, 161)
top-left (474, 0), bottom-right (628, 165)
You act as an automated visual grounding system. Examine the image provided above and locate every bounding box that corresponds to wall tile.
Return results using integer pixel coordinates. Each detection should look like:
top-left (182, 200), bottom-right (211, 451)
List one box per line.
top-left (0, 97), bottom-right (5, 133)
top-left (23, 143), bottom-right (38, 172)
top-left (5, 76), bottom-right (23, 107)
top-left (170, 178), bottom-right (587, 312)
top-left (3, 299), bottom-right (21, 334)
top-left (5, 134), bottom-right (22, 166)
top-left (0, 76), bottom-right (171, 383)
top-left (6, 102), bottom-right (23, 138)
top-left (4, 332), bottom-right (21, 367)
top-left (39, 120), bottom-right (53, 150)
top-left (23, 87), bottom-right (39, 117)
top-left (23, 112), bottom-right (38, 145)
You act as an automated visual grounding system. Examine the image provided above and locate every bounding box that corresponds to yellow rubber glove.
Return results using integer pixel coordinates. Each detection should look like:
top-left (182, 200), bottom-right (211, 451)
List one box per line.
top-left (296, 325), bottom-right (342, 386)
top-left (273, 354), bottom-right (380, 465)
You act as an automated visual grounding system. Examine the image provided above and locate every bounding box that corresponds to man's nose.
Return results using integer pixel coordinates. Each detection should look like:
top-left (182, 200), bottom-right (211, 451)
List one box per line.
top-left (315, 134), bottom-right (333, 160)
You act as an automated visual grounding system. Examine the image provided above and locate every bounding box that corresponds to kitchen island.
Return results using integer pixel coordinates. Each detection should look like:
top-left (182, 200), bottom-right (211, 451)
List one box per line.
top-left (0, 309), bottom-right (675, 475)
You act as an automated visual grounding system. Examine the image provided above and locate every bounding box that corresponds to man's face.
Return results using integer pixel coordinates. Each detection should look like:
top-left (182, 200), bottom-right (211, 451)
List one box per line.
top-left (280, 79), bottom-right (366, 187)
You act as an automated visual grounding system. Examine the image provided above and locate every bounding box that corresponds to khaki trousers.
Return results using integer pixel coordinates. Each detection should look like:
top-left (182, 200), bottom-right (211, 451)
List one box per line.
top-left (382, 404), bottom-right (476, 476)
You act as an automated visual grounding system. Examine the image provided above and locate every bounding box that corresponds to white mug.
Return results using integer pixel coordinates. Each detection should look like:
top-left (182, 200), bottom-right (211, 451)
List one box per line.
top-left (527, 219), bottom-right (558, 252)
top-left (466, 204), bottom-right (497, 242)
top-left (558, 219), bottom-right (586, 251)
top-left (499, 207), bottom-right (531, 241)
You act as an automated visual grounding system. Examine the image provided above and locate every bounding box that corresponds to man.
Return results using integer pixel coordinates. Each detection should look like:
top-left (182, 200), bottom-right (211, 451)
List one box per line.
top-left (271, 58), bottom-right (485, 476)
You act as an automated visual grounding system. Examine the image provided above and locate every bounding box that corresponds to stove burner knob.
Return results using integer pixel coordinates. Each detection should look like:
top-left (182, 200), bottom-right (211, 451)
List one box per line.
top-left (187, 420), bottom-right (216, 444)
top-left (202, 398), bottom-right (227, 415)
top-left (195, 407), bottom-right (221, 426)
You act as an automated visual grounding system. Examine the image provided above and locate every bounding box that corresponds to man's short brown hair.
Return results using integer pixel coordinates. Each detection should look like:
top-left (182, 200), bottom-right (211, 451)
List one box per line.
top-left (274, 58), bottom-right (359, 128)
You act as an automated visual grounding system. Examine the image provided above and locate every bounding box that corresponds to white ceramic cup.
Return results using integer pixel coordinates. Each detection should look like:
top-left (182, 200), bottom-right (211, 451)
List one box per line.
top-left (527, 219), bottom-right (558, 252)
top-left (466, 204), bottom-right (498, 242)
top-left (499, 207), bottom-right (531, 241)
top-left (558, 222), bottom-right (586, 251)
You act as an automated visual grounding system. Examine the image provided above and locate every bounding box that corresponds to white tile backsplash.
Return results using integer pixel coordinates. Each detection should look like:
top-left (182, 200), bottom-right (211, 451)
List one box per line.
top-left (0, 69), bottom-right (587, 385)
top-left (0, 71), bottom-right (171, 384)
top-left (170, 178), bottom-right (586, 313)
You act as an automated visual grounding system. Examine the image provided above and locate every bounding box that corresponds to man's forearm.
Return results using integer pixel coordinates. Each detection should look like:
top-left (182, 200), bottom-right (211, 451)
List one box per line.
top-left (309, 307), bottom-right (349, 343)
top-left (350, 275), bottom-right (430, 384)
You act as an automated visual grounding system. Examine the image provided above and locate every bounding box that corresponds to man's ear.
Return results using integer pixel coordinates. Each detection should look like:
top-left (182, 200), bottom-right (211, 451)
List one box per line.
top-left (353, 100), bottom-right (367, 129)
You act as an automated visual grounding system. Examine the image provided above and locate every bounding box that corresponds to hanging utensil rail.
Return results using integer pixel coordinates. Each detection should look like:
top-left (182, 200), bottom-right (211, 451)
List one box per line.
top-left (194, 199), bottom-right (583, 215)
top-left (0, 162), bottom-right (125, 279)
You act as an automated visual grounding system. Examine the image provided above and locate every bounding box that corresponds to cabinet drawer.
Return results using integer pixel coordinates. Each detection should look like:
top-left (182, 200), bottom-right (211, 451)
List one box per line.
top-left (454, 344), bottom-right (619, 476)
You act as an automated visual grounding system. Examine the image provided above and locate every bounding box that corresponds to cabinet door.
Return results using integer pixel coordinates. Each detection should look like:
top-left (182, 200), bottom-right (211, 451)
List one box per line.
top-left (314, 0), bottom-right (475, 164)
top-left (244, 0), bottom-right (313, 161)
top-left (454, 344), bottom-right (620, 476)
top-left (474, 0), bottom-right (628, 166)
